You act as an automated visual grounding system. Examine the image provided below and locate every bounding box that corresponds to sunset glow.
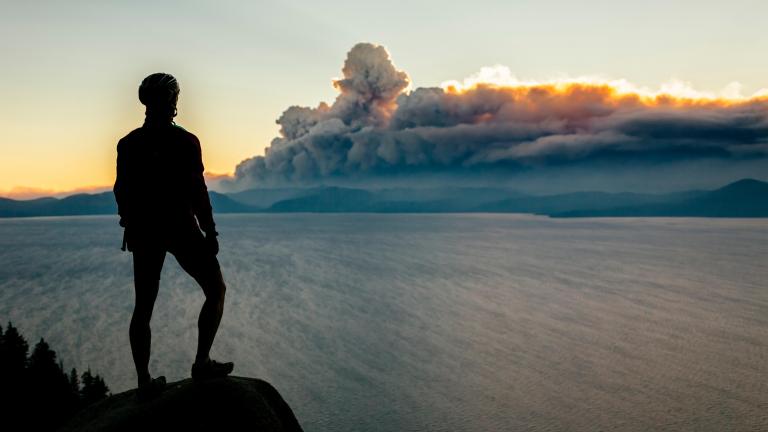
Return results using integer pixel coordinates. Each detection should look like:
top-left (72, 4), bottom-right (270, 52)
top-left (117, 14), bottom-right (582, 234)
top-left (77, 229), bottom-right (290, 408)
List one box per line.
top-left (441, 65), bottom-right (768, 107)
top-left (2, 1), bottom-right (768, 197)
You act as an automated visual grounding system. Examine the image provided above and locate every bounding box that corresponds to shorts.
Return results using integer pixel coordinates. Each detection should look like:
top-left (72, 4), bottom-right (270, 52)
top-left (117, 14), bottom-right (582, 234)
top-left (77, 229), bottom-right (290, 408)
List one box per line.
top-left (129, 226), bottom-right (223, 287)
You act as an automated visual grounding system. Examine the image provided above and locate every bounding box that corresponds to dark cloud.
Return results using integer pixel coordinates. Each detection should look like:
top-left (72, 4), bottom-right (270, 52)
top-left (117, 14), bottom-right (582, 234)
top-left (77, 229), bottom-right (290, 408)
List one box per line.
top-left (224, 43), bottom-right (768, 191)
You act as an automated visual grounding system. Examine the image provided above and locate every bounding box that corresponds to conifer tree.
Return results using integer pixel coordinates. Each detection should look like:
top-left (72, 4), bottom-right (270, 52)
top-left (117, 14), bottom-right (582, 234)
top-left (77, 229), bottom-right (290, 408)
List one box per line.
top-left (0, 322), bottom-right (29, 373)
top-left (69, 367), bottom-right (81, 396)
top-left (0, 322), bottom-right (30, 429)
top-left (28, 338), bottom-right (73, 429)
top-left (80, 368), bottom-right (110, 405)
top-left (0, 322), bottom-right (32, 428)
top-left (93, 374), bottom-right (110, 399)
top-left (29, 338), bottom-right (59, 375)
top-left (0, 323), bottom-right (110, 430)
top-left (81, 368), bottom-right (94, 394)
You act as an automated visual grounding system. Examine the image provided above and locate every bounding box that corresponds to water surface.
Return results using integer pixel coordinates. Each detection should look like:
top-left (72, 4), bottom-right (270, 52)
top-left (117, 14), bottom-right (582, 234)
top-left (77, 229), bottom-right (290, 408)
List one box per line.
top-left (0, 214), bottom-right (766, 431)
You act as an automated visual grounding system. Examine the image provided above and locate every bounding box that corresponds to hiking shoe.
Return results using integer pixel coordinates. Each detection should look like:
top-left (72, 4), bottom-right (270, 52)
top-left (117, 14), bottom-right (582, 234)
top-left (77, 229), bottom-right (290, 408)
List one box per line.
top-left (136, 376), bottom-right (166, 402)
top-left (191, 359), bottom-right (234, 380)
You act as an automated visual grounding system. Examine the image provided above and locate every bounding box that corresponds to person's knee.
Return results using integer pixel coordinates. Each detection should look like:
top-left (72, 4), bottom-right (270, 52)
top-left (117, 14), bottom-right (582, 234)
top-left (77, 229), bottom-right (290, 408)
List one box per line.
top-left (208, 280), bottom-right (226, 304)
top-left (131, 300), bottom-right (155, 325)
top-left (129, 315), bottom-right (151, 335)
top-left (201, 274), bottom-right (226, 305)
top-left (134, 276), bottom-right (160, 301)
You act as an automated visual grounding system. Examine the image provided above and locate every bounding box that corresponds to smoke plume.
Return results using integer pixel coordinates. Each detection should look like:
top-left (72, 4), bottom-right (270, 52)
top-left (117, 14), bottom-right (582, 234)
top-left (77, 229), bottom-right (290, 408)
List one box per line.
top-left (226, 43), bottom-right (768, 191)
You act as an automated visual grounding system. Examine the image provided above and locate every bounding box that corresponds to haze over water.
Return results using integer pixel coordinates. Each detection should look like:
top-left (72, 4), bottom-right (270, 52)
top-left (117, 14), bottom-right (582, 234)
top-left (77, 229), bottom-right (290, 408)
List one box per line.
top-left (0, 214), bottom-right (766, 431)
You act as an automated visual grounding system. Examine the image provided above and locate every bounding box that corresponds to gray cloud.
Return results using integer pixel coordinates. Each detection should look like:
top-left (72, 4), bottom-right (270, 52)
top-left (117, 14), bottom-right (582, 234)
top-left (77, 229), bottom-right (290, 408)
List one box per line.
top-left (225, 43), bottom-right (768, 191)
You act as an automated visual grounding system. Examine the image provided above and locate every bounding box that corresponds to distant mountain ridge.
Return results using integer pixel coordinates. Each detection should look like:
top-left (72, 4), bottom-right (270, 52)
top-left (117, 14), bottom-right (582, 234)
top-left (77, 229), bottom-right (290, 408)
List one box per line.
top-left (1, 179), bottom-right (766, 218)
top-left (0, 191), bottom-right (255, 218)
top-left (554, 178), bottom-right (768, 217)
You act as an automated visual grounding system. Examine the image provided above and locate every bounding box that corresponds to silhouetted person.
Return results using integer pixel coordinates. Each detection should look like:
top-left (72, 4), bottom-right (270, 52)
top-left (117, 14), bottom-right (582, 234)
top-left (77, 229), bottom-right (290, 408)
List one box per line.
top-left (114, 73), bottom-right (233, 400)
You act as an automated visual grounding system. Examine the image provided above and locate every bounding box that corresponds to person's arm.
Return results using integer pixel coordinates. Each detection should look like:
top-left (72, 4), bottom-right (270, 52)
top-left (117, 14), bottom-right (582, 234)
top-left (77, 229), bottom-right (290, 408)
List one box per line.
top-left (113, 139), bottom-right (130, 227)
top-left (190, 135), bottom-right (217, 236)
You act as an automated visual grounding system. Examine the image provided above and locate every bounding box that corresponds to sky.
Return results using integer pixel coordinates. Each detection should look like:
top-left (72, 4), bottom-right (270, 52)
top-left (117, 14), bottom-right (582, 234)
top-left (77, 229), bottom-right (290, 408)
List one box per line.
top-left (1, 0), bottom-right (768, 197)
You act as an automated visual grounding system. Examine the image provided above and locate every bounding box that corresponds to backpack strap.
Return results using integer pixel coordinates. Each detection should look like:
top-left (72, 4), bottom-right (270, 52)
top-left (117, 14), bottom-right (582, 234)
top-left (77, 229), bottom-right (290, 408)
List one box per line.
top-left (121, 228), bottom-right (127, 252)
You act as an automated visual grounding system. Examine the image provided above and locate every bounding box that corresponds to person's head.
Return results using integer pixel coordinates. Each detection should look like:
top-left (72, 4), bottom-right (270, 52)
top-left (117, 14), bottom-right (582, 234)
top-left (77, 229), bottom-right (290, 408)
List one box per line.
top-left (139, 73), bottom-right (179, 120)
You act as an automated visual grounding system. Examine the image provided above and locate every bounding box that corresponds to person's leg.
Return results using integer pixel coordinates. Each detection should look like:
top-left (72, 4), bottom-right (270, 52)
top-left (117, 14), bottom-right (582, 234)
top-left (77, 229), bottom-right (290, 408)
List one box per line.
top-left (171, 231), bottom-right (227, 365)
top-left (194, 266), bottom-right (226, 364)
top-left (129, 247), bottom-right (166, 385)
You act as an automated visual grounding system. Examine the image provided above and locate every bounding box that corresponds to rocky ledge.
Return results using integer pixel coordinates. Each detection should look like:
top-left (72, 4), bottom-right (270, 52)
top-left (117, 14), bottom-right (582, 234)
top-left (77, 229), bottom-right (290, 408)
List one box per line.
top-left (58, 376), bottom-right (303, 432)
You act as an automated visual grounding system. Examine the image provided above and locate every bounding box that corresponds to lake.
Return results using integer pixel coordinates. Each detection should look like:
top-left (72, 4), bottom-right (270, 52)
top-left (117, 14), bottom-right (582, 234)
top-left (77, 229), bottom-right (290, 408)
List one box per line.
top-left (0, 214), bottom-right (766, 431)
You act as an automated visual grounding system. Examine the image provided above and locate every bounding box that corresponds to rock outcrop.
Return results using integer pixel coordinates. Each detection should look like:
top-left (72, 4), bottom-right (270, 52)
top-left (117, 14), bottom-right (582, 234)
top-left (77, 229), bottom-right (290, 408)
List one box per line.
top-left (58, 376), bottom-right (303, 432)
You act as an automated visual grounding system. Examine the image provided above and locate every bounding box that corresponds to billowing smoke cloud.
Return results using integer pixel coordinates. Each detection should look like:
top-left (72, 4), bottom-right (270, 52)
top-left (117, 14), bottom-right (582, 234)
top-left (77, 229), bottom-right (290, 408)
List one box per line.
top-left (226, 43), bottom-right (768, 191)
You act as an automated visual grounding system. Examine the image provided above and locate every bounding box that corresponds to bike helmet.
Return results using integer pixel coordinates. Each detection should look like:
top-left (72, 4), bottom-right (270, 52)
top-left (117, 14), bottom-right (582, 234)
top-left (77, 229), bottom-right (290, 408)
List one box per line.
top-left (138, 73), bottom-right (180, 108)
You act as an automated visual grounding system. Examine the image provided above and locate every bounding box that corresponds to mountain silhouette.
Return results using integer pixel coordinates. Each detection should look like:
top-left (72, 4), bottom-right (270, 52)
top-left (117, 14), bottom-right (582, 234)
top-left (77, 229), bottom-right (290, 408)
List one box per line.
top-left (554, 178), bottom-right (768, 217)
top-left (1, 179), bottom-right (766, 217)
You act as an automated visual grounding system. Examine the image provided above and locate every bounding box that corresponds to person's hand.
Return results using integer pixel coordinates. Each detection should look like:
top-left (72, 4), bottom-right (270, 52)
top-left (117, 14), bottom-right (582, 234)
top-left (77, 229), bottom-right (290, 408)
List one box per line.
top-left (204, 232), bottom-right (219, 255)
